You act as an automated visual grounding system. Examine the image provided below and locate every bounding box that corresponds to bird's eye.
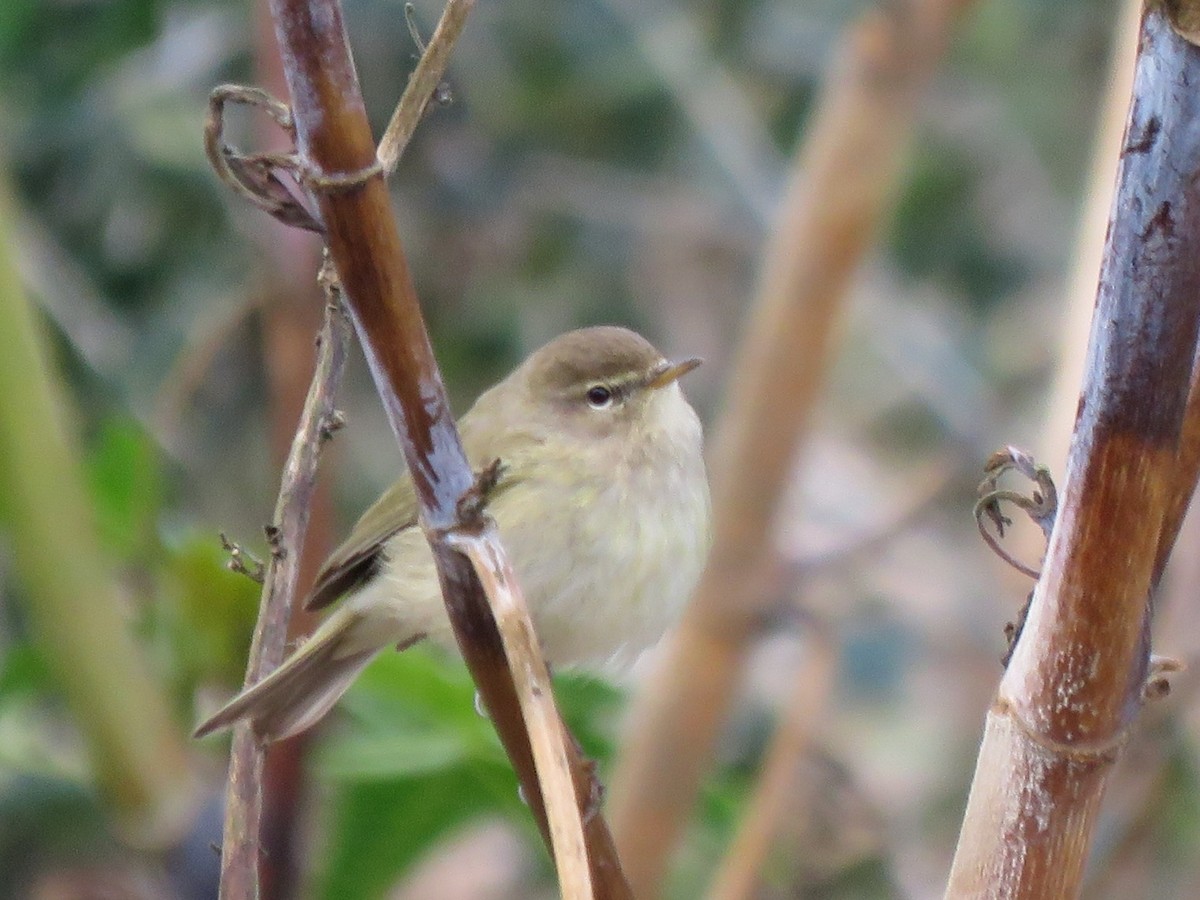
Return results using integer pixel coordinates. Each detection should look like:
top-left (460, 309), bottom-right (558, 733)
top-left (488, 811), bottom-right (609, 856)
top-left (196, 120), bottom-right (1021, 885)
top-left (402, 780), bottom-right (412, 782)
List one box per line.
top-left (586, 385), bottom-right (614, 409)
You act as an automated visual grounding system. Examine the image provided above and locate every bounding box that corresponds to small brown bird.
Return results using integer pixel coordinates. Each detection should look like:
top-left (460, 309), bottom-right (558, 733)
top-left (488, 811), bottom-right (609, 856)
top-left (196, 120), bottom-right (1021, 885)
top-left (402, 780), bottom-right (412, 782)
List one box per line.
top-left (194, 326), bottom-right (711, 743)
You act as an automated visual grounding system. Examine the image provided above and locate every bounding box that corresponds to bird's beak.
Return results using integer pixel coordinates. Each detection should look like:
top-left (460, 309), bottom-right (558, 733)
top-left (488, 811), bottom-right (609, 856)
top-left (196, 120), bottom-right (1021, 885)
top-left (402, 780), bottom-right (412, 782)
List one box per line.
top-left (646, 356), bottom-right (703, 390)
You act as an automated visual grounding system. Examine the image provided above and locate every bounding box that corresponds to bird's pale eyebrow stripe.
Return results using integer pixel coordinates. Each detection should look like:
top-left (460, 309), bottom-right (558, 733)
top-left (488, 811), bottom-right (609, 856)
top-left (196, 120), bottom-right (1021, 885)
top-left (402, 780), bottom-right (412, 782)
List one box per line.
top-left (598, 377), bottom-right (634, 402)
top-left (579, 367), bottom-right (652, 403)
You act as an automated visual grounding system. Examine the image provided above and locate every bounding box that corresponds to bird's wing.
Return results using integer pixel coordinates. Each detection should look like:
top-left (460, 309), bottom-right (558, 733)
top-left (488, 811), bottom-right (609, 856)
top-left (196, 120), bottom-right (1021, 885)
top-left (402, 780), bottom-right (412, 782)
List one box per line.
top-left (305, 404), bottom-right (529, 612)
top-left (305, 477), bottom-right (420, 611)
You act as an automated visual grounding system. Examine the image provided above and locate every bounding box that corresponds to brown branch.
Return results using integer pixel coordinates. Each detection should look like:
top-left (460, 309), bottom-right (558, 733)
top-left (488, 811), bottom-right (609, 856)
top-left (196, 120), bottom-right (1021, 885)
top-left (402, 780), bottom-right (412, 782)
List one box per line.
top-left (706, 621), bottom-right (837, 900)
top-left (608, 2), bottom-right (974, 894)
top-left (1037, 0), bottom-right (1143, 477)
top-left (218, 287), bottom-right (351, 900)
top-left (377, 0), bottom-right (475, 176)
top-left (1153, 346), bottom-right (1200, 581)
top-left (264, 0), bottom-right (629, 895)
top-left (944, 7), bottom-right (1200, 896)
top-left (701, 463), bottom-right (961, 897)
top-left (250, 0), bottom-right (335, 891)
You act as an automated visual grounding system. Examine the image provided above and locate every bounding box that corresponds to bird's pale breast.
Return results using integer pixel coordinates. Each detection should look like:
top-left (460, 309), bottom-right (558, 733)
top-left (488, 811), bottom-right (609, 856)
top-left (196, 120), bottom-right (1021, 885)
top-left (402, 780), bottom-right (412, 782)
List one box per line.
top-left (345, 382), bottom-right (710, 670)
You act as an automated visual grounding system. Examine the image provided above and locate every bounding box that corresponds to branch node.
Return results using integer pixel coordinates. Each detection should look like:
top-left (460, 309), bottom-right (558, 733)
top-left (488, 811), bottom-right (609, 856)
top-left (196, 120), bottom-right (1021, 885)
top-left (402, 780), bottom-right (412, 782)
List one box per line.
top-left (455, 457), bottom-right (507, 527)
top-left (220, 532), bottom-right (266, 584)
top-left (992, 696), bottom-right (1128, 763)
top-left (320, 409), bottom-right (347, 442)
top-left (582, 757), bottom-right (604, 824)
top-left (1144, 654), bottom-right (1186, 701)
top-left (317, 255), bottom-right (342, 297)
top-left (263, 523), bottom-right (286, 559)
top-left (303, 158), bottom-right (385, 196)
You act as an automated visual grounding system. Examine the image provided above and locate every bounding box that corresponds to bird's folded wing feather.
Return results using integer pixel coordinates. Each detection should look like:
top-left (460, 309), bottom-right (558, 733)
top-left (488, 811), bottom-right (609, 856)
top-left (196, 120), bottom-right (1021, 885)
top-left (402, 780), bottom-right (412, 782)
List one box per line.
top-left (304, 403), bottom-right (529, 613)
top-left (305, 477), bottom-right (420, 611)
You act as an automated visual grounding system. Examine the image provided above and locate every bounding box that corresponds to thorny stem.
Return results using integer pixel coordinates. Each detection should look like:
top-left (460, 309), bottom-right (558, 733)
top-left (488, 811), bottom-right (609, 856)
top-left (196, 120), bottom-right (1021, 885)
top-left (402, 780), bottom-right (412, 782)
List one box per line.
top-left (217, 289), bottom-right (351, 900)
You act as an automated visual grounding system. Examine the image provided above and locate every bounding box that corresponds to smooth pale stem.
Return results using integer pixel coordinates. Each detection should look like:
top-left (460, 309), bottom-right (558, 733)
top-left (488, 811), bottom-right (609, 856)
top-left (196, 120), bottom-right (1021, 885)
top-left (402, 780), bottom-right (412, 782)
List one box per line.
top-left (447, 528), bottom-right (594, 900)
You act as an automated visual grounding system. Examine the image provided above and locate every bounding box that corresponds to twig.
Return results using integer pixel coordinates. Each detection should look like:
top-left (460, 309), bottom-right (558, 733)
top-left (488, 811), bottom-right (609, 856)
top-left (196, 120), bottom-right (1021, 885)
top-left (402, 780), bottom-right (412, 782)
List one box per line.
top-left (218, 288), bottom-right (351, 900)
top-left (221, 532), bottom-right (267, 584)
top-left (205, 85), bottom-right (323, 234)
top-left (377, 0), bottom-right (476, 176)
top-left (973, 446), bottom-right (1058, 580)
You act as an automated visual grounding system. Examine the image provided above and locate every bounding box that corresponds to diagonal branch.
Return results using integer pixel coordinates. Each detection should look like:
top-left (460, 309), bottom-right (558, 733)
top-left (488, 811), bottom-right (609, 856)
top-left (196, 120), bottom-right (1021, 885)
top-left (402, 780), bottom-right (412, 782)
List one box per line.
top-left (264, 0), bottom-right (629, 895)
top-left (219, 284), bottom-right (351, 900)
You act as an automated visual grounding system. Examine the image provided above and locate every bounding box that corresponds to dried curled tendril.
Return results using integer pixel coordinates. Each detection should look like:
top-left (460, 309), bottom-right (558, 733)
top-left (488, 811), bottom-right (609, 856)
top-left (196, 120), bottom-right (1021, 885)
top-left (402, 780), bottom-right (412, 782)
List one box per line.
top-left (974, 445), bottom-right (1057, 579)
top-left (204, 85), bottom-right (385, 235)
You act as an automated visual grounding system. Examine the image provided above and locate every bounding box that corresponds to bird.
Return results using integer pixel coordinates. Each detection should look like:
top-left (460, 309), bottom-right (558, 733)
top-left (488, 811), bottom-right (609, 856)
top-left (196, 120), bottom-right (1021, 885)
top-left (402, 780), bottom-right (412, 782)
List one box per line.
top-left (194, 325), bottom-right (711, 743)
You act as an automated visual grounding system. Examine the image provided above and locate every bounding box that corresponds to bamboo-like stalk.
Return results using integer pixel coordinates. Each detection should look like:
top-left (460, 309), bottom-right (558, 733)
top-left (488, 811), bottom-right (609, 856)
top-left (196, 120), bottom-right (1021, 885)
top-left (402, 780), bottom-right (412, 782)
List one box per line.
top-left (0, 179), bottom-right (199, 845)
top-left (608, 2), bottom-right (973, 894)
top-left (1036, 0), bottom-right (1143, 476)
top-left (944, 7), bottom-right (1200, 897)
top-left (261, 0), bottom-right (629, 896)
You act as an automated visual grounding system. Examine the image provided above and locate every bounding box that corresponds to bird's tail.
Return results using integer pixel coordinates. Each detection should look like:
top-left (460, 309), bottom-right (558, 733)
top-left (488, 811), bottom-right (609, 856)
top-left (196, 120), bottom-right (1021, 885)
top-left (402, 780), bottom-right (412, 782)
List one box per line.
top-left (193, 610), bottom-right (377, 743)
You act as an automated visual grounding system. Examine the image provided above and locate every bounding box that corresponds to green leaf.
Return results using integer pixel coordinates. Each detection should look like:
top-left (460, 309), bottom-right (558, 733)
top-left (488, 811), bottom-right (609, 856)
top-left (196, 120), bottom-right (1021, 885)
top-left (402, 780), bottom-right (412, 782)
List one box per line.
top-left (316, 730), bottom-right (473, 783)
top-left (341, 646), bottom-right (500, 739)
top-left (0, 642), bottom-right (52, 699)
top-left (84, 418), bottom-right (162, 560)
top-left (314, 766), bottom-right (515, 900)
top-left (555, 671), bottom-right (623, 761)
top-left (165, 534), bottom-right (260, 685)
top-left (309, 648), bottom-right (634, 897)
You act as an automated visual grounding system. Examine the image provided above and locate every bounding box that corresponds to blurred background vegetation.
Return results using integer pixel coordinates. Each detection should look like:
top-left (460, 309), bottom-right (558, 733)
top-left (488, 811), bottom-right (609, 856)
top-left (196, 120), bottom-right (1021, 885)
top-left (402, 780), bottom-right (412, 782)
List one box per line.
top-left (5, 0), bottom-right (1199, 898)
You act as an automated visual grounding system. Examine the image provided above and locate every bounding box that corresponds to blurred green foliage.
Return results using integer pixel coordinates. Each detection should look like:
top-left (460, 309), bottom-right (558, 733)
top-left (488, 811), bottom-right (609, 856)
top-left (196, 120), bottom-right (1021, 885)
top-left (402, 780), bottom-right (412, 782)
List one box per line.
top-left (2, 0), bottom-right (1176, 898)
top-left (889, 139), bottom-right (1025, 312)
top-left (86, 418), bottom-right (164, 560)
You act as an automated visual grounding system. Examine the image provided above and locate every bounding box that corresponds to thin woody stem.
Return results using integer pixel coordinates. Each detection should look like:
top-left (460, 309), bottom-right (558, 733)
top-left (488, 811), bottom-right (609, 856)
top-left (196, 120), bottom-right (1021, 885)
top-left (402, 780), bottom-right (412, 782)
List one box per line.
top-left (377, 0), bottom-right (476, 176)
top-left (218, 291), bottom-right (351, 900)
